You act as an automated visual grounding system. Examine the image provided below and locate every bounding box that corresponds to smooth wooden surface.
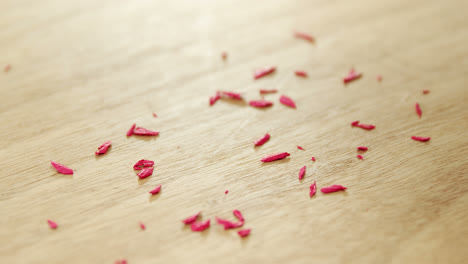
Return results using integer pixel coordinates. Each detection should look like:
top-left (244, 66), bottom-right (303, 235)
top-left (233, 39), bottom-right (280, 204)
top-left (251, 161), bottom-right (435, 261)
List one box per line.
top-left (1, 0), bottom-right (467, 263)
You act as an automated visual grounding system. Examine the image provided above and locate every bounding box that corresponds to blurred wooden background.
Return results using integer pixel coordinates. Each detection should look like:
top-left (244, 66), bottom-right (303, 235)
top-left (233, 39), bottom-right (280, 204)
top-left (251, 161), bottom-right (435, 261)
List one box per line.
top-left (0, 0), bottom-right (467, 263)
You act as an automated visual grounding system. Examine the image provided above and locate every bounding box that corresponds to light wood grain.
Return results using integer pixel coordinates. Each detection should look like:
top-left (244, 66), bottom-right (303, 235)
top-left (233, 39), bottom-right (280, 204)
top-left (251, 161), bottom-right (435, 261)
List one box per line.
top-left (1, 0), bottom-right (467, 263)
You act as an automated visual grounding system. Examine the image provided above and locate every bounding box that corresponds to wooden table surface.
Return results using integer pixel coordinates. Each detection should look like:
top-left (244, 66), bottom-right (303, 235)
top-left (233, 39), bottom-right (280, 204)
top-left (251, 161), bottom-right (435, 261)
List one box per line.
top-left (1, 0), bottom-right (467, 263)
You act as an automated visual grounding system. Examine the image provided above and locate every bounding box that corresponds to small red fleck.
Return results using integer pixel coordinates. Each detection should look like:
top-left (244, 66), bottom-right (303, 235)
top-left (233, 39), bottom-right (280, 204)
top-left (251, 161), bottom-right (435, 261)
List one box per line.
top-left (249, 99), bottom-right (273, 108)
top-left (220, 91), bottom-right (243, 100)
top-left (191, 220), bottom-right (210, 232)
top-left (356, 146), bottom-right (368, 151)
top-left (261, 152), bottom-right (290, 162)
top-left (115, 259), bottom-right (127, 264)
top-left (294, 31), bottom-right (315, 42)
top-left (309, 181), bottom-right (317, 197)
top-left (279, 95), bottom-right (296, 108)
top-left (133, 159), bottom-right (154, 170)
top-left (254, 133), bottom-right (270, 147)
top-left (311, 157), bottom-right (316, 161)
top-left (4, 64), bottom-right (11, 73)
top-left (351, 121), bottom-right (375, 130)
top-left (357, 154), bottom-right (363, 160)
top-left (423, 90), bottom-right (430, 94)
top-left (95, 141), bottom-right (111, 155)
top-left (140, 222), bottom-right (146, 230)
top-left (221, 52), bottom-right (228, 60)
top-left (297, 146), bottom-right (305, 150)
top-left (259, 89), bottom-right (278, 94)
top-left (233, 210), bottom-right (244, 222)
top-left (216, 210), bottom-right (245, 229)
top-left (134, 127), bottom-right (159, 136)
top-left (238, 228), bottom-right (251, 238)
top-left (137, 167), bottom-right (154, 179)
top-left (294, 71), bottom-right (308, 77)
top-left (321, 185), bottom-right (347, 194)
top-left (152, 113), bottom-right (158, 118)
top-left (149, 185), bottom-right (161, 195)
top-left (343, 69), bottom-right (362, 84)
top-left (254, 67), bottom-right (276, 79)
top-left (126, 123), bottom-right (136, 136)
top-left (50, 161), bottom-right (74, 175)
top-left (377, 75), bottom-right (382, 82)
top-left (47, 219), bottom-right (58, 229)
top-left (298, 166), bottom-right (306, 180)
top-left (210, 92), bottom-right (221, 106)
top-left (225, 190), bottom-right (229, 195)
top-left (411, 136), bottom-right (431, 142)
top-left (183, 212), bottom-right (201, 225)
top-left (415, 103), bottom-right (422, 118)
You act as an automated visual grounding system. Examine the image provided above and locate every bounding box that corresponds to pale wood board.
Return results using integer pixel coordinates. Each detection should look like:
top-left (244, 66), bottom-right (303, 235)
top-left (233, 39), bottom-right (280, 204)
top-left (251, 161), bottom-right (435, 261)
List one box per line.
top-left (0, 0), bottom-right (467, 263)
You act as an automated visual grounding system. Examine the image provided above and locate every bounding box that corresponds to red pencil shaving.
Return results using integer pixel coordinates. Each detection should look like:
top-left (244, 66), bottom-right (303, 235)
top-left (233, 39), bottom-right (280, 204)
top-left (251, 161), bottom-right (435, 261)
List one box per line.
top-left (115, 259), bottom-right (127, 264)
top-left (137, 167), bottom-right (153, 179)
top-left (279, 95), bottom-right (296, 108)
top-left (216, 210), bottom-right (244, 230)
top-left (259, 89), bottom-right (278, 94)
top-left (321, 185), bottom-right (347, 193)
top-left (351, 121), bottom-right (375, 130)
top-left (415, 103), bottom-right (422, 118)
top-left (423, 90), bottom-right (430, 94)
top-left (411, 136), bottom-right (431, 142)
top-left (377, 75), bottom-right (382, 82)
top-left (152, 113), bottom-right (158, 118)
top-left (225, 190), bottom-right (229, 195)
top-left (261, 152), bottom-right (290, 162)
top-left (357, 154), bottom-right (363, 160)
top-left (126, 123), bottom-right (136, 136)
top-left (221, 52), bottom-right (227, 60)
top-left (297, 145), bottom-right (305, 150)
top-left (309, 181), bottom-right (317, 197)
top-left (298, 166), bottom-right (306, 180)
top-left (295, 71), bottom-right (308, 77)
top-left (149, 185), bottom-right (161, 195)
top-left (183, 212), bottom-right (201, 225)
top-left (209, 92), bottom-right (221, 106)
top-left (311, 157), bottom-right (316, 161)
top-left (50, 161), bottom-right (74, 175)
top-left (134, 127), bottom-right (159, 136)
top-left (343, 69), bottom-right (362, 84)
top-left (95, 141), bottom-right (111, 155)
top-left (249, 100), bottom-right (273, 108)
top-left (4, 64), bottom-right (11, 73)
top-left (254, 67), bottom-right (276, 79)
top-left (140, 222), bottom-right (146, 230)
top-left (191, 220), bottom-right (210, 232)
top-left (238, 228), bottom-right (251, 238)
top-left (357, 146), bottom-right (368, 151)
top-left (220, 91), bottom-right (243, 100)
top-left (133, 159), bottom-right (154, 170)
top-left (294, 31), bottom-right (315, 42)
top-left (254, 133), bottom-right (270, 147)
top-left (47, 220), bottom-right (58, 229)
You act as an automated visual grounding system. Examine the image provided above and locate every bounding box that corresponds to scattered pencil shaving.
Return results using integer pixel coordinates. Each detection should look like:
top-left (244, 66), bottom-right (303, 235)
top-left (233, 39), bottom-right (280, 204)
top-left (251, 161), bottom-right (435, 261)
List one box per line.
top-left (133, 127), bottom-right (159, 136)
top-left (47, 220), bottom-right (58, 229)
top-left (225, 190), bottom-right (229, 195)
top-left (294, 31), bottom-right (315, 42)
top-left (238, 228), bottom-right (251, 238)
top-left (254, 67), bottom-right (276, 79)
top-left (4, 64), bottom-right (11, 72)
top-left (95, 141), bottom-right (111, 155)
top-left (294, 71), bottom-right (308, 77)
top-left (261, 152), bottom-right (290, 162)
top-left (220, 91), bottom-right (243, 100)
top-left (152, 113), bottom-right (158, 118)
top-left (311, 157), bottom-right (316, 161)
top-left (182, 212), bottom-right (201, 225)
top-left (321, 185), bottom-right (347, 194)
top-left (259, 89), bottom-right (278, 94)
top-left (415, 103), bottom-right (422, 118)
top-left (309, 181), bottom-right (317, 197)
top-left (221, 52), bottom-right (227, 60)
top-left (191, 220), bottom-right (210, 232)
top-left (249, 99), bottom-right (273, 108)
top-left (50, 161), bottom-right (74, 175)
top-left (279, 95), bottom-right (296, 108)
top-left (137, 167), bottom-right (153, 179)
top-left (133, 160), bottom-right (154, 170)
top-left (411, 136), bottom-right (431, 142)
top-left (115, 259), bottom-right (127, 264)
top-left (423, 90), bottom-right (430, 94)
top-left (126, 123), bottom-right (136, 136)
top-left (351, 121), bottom-right (375, 130)
top-left (216, 210), bottom-right (245, 230)
top-left (356, 146), bottom-right (368, 151)
top-left (149, 185), bottom-right (161, 195)
top-left (356, 154), bottom-right (363, 160)
top-left (140, 222), bottom-right (146, 230)
top-left (298, 166), bottom-right (306, 180)
top-left (254, 133), bottom-right (270, 147)
top-left (297, 145), bottom-right (305, 150)
top-left (343, 69), bottom-right (362, 84)
top-left (377, 75), bottom-right (382, 82)
top-left (209, 92), bottom-right (221, 106)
